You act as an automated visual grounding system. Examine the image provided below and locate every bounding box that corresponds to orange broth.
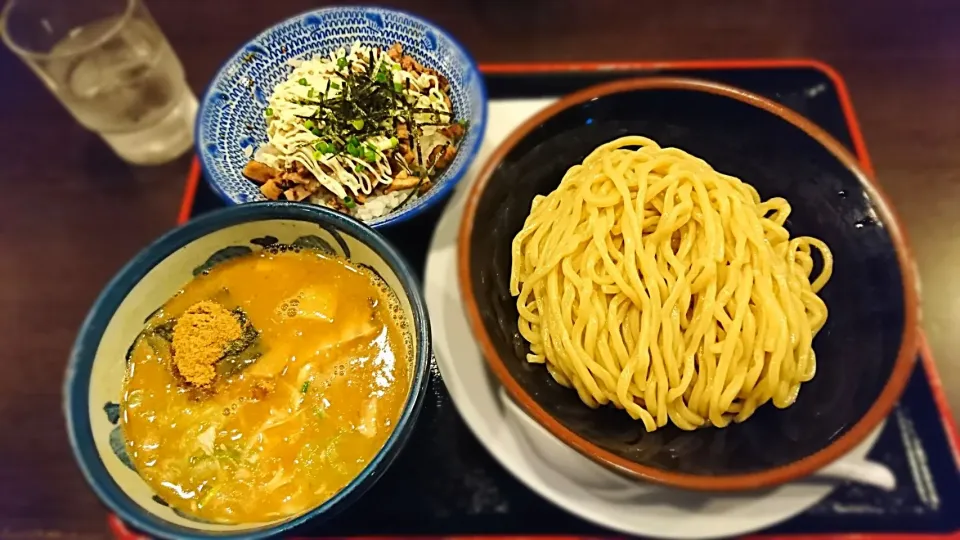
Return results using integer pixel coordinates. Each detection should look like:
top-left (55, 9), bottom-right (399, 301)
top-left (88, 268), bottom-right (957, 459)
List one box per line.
top-left (121, 248), bottom-right (412, 523)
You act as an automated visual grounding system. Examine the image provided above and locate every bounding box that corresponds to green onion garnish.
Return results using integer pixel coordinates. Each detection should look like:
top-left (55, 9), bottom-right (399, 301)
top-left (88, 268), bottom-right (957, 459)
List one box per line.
top-left (298, 78), bottom-right (309, 86)
top-left (351, 119), bottom-right (364, 130)
top-left (304, 119), bottom-right (315, 130)
top-left (364, 150), bottom-right (377, 162)
top-left (330, 81), bottom-right (340, 90)
top-left (310, 127), bottom-right (321, 137)
top-left (313, 150), bottom-right (322, 160)
top-left (337, 57), bottom-right (347, 69)
top-left (376, 71), bottom-right (387, 83)
top-left (393, 81), bottom-right (403, 93)
top-left (353, 164), bottom-right (364, 173)
top-left (347, 144), bottom-right (360, 157)
top-left (343, 196), bottom-right (356, 208)
top-left (348, 135), bottom-right (360, 146)
top-left (389, 136), bottom-right (399, 148)
top-left (391, 63), bottom-right (400, 71)
top-left (264, 107), bottom-right (273, 117)
top-left (307, 88), bottom-right (315, 98)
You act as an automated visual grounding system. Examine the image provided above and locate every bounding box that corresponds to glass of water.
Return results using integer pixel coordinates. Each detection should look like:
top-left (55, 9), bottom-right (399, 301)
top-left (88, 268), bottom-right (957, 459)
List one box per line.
top-left (2, 0), bottom-right (196, 165)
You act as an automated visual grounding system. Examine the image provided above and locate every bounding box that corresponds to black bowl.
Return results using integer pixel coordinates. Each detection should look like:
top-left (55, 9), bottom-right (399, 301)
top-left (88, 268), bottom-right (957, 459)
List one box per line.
top-left (458, 78), bottom-right (919, 491)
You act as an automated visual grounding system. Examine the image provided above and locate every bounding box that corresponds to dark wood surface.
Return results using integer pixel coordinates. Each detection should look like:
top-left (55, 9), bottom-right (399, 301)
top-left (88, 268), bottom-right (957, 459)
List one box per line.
top-left (1, 1), bottom-right (957, 538)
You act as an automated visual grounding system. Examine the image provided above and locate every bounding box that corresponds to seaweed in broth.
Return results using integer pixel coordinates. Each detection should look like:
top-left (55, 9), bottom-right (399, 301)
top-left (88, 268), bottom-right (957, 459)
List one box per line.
top-left (121, 248), bottom-right (412, 523)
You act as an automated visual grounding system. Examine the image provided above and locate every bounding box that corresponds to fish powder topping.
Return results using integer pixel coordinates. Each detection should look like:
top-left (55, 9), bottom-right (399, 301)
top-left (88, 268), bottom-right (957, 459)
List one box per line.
top-left (171, 301), bottom-right (242, 387)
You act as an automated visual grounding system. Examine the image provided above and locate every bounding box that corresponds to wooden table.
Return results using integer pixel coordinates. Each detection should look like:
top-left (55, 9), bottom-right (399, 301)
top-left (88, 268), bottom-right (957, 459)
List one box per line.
top-left (1, 0), bottom-right (957, 537)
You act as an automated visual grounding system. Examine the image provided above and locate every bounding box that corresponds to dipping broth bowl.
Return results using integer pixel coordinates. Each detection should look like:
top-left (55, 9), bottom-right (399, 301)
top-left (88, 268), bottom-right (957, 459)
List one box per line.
top-left (65, 202), bottom-right (431, 539)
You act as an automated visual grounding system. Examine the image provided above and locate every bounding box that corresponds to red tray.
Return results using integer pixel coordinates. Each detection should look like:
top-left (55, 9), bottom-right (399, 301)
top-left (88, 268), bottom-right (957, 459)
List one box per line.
top-left (112, 59), bottom-right (960, 540)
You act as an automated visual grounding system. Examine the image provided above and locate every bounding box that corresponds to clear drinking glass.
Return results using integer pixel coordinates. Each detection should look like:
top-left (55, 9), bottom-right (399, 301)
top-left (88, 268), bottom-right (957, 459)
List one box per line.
top-left (2, 0), bottom-right (197, 165)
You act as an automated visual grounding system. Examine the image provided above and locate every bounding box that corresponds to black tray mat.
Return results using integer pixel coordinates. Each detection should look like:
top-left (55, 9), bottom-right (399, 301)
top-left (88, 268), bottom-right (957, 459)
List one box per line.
top-left (183, 66), bottom-right (960, 537)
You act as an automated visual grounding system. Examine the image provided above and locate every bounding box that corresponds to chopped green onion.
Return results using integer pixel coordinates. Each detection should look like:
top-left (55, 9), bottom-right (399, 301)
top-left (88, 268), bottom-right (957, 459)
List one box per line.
top-left (389, 136), bottom-right (399, 148)
top-left (304, 119), bottom-right (315, 130)
top-left (376, 71), bottom-right (387, 83)
top-left (310, 127), bottom-right (321, 137)
top-left (198, 482), bottom-right (221, 507)
top-left (307, 88), bottom-right (315, 98)
top-left (264, 107), bottom-right (274, 117)
top-left (330, 81), bottom-right (340, 90)
top-left (393, 81), bottom-right (403, 93)
top-left (351, 119), bottom-right (364, 130)
top-left (298, 78), bottom-right (309, 86)
top-left (343, 196), bottom-right (356, 208)
top-left (314, 141), bottom-right (324, 151)
top-left (353, 164), bottom-right (364, 173)
top-left (313, 150), bottom-right (322, 160)
top-left (364, 150), bottom-right (377, 162)
top-left (347, 144), bottom-right (361, 157)
top-left (391, 63), bottom-right (401, 71)
top-left (301, 381), bottom-right (310, 393)
top-left (337, 57), bottom-right (347, 69)
top-left (348, 135), bottom-right (360, 146)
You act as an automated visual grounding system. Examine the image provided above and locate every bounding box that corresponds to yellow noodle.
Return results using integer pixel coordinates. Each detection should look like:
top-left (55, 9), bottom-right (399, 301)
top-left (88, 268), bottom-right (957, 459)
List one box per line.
top-left (509, 136), bottom-right (833, 431)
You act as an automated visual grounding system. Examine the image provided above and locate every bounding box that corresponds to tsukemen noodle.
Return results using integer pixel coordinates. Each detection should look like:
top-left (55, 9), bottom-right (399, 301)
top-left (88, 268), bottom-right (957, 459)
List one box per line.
top-left (510, 136), bottom-right (833, 432)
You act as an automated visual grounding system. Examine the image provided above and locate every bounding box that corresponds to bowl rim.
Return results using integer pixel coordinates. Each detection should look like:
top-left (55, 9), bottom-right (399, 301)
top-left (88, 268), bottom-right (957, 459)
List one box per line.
top-left (456, 76), bottom-right (920, 491)
top-left (194, 4), bottom-right (489, 230)
top-left (63, 201), bottom-right (432, 538)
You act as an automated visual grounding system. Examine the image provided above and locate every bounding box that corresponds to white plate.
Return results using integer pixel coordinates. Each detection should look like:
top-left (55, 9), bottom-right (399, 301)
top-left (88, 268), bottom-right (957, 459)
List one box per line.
top-left (424, 100), bottom-right (888, 539)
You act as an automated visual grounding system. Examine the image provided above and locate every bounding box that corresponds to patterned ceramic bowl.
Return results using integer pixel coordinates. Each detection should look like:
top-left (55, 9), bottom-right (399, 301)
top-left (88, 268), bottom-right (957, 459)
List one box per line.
top-left (64, 203), bottom-right (431, 539)
top-left (196, 6), bottom-right (487, 228)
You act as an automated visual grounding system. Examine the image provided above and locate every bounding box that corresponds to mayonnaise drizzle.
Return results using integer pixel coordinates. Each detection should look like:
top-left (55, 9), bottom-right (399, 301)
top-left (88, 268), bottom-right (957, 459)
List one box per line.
top-left (259, 42), bottom-right (453, 200)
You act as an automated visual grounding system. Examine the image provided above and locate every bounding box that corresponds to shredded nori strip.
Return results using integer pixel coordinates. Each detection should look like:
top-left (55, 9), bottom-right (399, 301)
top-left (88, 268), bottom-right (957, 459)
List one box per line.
top-left (152, 320), bottom-right (176, 342)
top-left (221, 308), bottom-right (259, 357)
top-left (304, 51), bottom-right (428, 156)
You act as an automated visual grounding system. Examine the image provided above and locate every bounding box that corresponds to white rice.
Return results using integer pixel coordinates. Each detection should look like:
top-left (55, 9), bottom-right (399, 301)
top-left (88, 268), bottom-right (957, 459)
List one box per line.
top-left (307, 188), bottom-right (417, 221)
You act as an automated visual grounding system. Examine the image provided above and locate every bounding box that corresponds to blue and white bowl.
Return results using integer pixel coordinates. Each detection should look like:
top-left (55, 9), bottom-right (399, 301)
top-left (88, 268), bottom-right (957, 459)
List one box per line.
top-left (196, 6), bottom-right (487, 228)
top-left (64, 203), bottom-right (431, 539)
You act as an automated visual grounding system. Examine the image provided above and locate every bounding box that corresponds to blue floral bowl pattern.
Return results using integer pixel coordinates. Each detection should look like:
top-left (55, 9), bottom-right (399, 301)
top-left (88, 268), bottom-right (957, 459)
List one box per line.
top-left (196, 6), bottom-right (487, 228)
top-left (64, 203), bottom-right (431, 539)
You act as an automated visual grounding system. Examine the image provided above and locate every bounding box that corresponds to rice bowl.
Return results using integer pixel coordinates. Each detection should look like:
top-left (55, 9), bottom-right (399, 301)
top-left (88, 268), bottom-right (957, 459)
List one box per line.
top-left (196, 7), bottom-right (487, 228)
